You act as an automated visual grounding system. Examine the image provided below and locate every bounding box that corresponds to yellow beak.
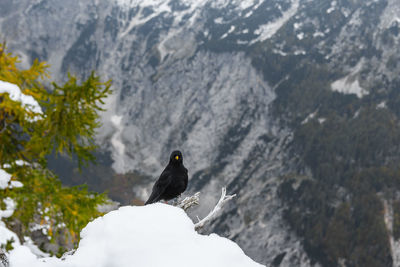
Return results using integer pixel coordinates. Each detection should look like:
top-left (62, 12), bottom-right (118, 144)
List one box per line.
top-left (175, 156), bottom-right (179, 160)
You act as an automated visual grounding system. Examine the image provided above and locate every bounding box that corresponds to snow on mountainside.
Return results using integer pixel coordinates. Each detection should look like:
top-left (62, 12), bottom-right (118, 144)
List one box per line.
top-left (1, 0), bottom-right (400, 266)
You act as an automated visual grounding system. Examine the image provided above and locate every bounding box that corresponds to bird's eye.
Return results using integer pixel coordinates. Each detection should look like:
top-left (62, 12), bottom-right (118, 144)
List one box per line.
top-left (175, 155), bottom-right (179, 160)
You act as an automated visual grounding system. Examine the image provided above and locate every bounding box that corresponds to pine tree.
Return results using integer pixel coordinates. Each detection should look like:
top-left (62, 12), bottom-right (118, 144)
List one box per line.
top-left (0, 43), bottom-right (111, 253)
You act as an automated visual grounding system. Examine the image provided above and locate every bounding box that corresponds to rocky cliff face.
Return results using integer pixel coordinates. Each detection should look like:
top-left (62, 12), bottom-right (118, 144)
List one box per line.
top-left (1, 0), bottom-right (400, 266)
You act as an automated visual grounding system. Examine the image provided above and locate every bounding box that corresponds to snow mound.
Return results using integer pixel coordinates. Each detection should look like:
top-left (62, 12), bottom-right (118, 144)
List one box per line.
top-left (9, 204), bottom-right (264, 267)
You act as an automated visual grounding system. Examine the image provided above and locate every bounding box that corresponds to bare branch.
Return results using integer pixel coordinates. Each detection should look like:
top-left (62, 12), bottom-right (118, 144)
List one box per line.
top-left (176, 192), bottom-right (200, 211)
top-left (194, 187), bottom-right (236, 231)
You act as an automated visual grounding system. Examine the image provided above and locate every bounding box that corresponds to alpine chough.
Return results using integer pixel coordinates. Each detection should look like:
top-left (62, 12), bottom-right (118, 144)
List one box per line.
top-left (145, 150), bottom-right (188, 205)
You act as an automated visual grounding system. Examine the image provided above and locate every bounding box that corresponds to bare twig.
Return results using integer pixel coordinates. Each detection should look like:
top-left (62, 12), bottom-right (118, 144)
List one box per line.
top-left (176, 192), bottom-right (200, 211)
top-left (194, 187), bottom-right (236, 231)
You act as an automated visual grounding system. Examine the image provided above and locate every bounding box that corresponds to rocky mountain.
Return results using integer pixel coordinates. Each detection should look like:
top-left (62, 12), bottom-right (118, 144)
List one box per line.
top-left (1, 0), bottom-right (400, 266)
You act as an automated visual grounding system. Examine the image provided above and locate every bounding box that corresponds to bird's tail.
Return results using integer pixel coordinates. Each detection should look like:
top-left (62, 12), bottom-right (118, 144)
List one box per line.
top-left (144, 199), bottom-right (157, 205)
top-left (144, 193), bottom-right (160, 205)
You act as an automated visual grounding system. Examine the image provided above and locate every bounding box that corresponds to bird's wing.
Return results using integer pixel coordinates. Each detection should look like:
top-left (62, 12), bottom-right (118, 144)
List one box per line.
top-left (183, 167), bottom-right (188, 191)
top-left (144, 169), bottom-right (172, 205)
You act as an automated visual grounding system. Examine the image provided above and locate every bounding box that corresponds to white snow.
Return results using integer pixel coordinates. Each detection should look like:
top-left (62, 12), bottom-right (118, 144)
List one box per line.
top-left (327, 1), bottom-right (337, 14)
top-left (294, 50), bottom-right (306, 55)
top-left (313, 31), bottom-right (325, 37)
top-left (23, 236), bottom-right (50, 258)
top-left (331, 77), bottom-right (368, 98)
top-left (0, 197), bottom-right (16, 219)
top-left (0, 167), bottom-right (29, 258)
top-left (0, 222), bottom-right (20, 247)
top-left (302, 112), bottom-right (327, 125)
top-left (272, 49), bottom-right (288, 56)
top-left (239, 0), bottom-right (254, 10)
top-left (3, 160), bottom-right (29, 169)
top-left (244, 11), bottom-right (253, 18)
top-left (0, 80), bottom-right (42, 115)
top-left (326, 7), bottom-right (335, 14)
top-left (10, 181), bottom-right (23, 188)
top-left (341, 7), bottom-right (351, 18)
top-left (250, 0), bottom-right (299, 44)
top-left (9, 204), bottom-right (264, 267)
top-left (242, 0), bottom-right (262, 18)
top-left (331, 60), bottom-right (368, 98)
top-left (377, 101), bottom-right (387, 109)
top-left (296, 32), bottom-right (304, 40)
top-left (15, 160), bottom-right (28, 166)
top-left (0, 169), bottom-right (12, 189)
top-left (221, 25), bottom-right (235, 39)
top-left (237, 40), bottom-right (250, 45)
top-left (116, 0), bottom-right (170, 11)
top-left (301, 110), bottom-right (318, 124)
top-left (293, 22), bottom-right (302, 30)
top-left (0, 167), bottom-right (24, 189)
top-left (214, 17), bottom-right (224, 24)
top-left (119, 3), bottom-right (171, 39)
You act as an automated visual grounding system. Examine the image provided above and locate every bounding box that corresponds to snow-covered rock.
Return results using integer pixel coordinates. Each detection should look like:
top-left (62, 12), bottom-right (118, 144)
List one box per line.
top-left (9, 204), bottom-right (264, 267)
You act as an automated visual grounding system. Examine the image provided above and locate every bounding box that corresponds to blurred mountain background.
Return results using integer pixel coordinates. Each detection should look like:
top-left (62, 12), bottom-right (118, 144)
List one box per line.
top-left (1, 0), bottom-right (400, 266)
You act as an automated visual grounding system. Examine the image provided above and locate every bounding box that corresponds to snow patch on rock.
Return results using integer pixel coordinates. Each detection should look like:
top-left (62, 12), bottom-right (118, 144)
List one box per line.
top-left (331, 61), bottom-right (368, 98)
top-left (250, 0), bottom-right (299, 44)
top-left (331, 78), bottom-right (368, 98)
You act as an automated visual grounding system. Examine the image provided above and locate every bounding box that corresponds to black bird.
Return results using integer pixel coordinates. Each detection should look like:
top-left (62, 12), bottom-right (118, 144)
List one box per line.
top-left (145, 150), bottom-right (188, 205)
